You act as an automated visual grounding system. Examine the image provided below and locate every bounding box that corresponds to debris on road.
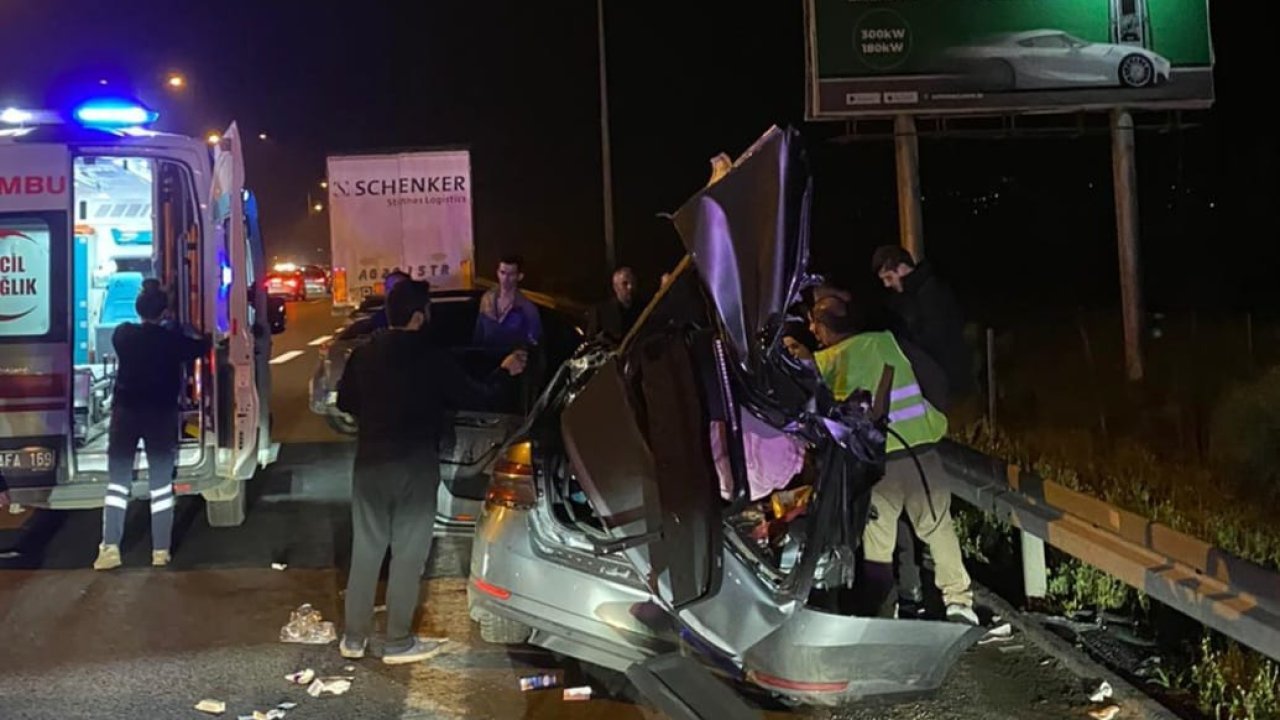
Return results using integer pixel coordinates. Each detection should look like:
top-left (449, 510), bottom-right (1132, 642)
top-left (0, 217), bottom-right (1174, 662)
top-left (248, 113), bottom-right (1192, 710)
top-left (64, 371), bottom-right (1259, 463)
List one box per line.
top-left (285, 668), bottom-right (316, 685)
top-left (978, 623), bottom-right (1015, 645)
top-left (1089, 680), bottom-right (1114, 703)
top-left (1088, 704), bottom-right (1121, 720)
top-left (279, 604), bottom-right (337, 645)
top-left (8, 503), bottom-right (24, 514)
top-left (343, 665), bottom-right (356, 673)
top-left (563, 686), bottom-right (593, 701)
top-left (194, 698), bottom-right (226, 714)
top-left (1133, 656), bottom-right (1162, 678)
top-left (240, 707), bottom-right (290, 720)
top-left (997, 643), bottom-right (1027, 653)
top-left (519, 673), bottom-right (561, 691)
top-left (307, 676), bottom-right (354, 698)
top-left (271, 563), bottom-right (288, 571)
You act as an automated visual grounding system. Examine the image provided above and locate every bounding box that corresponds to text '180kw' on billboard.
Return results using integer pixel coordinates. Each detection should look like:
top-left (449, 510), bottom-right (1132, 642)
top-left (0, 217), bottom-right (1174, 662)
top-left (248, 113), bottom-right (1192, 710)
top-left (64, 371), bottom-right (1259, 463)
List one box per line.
top-left (805, 0), bottom-right (1214, 119)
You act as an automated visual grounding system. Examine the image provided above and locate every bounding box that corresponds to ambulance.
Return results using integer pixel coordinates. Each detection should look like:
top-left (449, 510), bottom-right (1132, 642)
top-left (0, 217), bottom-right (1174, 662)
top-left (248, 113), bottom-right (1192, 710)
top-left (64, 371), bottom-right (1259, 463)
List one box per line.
top-left (0, 99), bottom-right (277, 527)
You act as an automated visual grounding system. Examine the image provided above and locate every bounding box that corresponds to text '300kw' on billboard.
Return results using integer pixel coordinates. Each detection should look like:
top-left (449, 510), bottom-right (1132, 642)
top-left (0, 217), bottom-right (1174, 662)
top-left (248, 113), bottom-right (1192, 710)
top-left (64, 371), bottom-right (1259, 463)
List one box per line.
top-left (805, 0), bottom-right (1214, 119)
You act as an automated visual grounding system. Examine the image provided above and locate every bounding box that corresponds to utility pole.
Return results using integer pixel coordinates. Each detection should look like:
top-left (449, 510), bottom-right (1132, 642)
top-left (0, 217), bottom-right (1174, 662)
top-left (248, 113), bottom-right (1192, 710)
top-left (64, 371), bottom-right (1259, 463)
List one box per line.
top-left (1110, 109), bottom-right (1144, 381)
top-left (894, 115), bottom-right (925, 260)
top-left (597, 0), bottom-right (617, 272)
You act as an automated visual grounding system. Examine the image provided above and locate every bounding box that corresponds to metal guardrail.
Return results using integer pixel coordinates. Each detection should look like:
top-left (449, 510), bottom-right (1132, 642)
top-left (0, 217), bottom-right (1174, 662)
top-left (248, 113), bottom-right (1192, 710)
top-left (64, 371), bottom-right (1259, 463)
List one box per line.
top-left (939, 440), bottom-right (1280, 662)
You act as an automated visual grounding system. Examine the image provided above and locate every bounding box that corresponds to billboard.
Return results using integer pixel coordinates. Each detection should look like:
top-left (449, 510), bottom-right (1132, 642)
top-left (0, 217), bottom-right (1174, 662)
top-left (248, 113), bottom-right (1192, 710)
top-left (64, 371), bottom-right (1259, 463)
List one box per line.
top-left (327, 150), bottom-right (474, 305)
top-left (805, 0), bottom-right (1214, 118)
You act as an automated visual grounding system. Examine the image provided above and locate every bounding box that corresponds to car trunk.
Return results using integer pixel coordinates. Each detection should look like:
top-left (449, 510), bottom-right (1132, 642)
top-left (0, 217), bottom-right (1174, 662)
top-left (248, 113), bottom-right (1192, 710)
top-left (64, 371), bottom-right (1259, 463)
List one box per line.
top-left (556, 126), bottom-right (983, 705)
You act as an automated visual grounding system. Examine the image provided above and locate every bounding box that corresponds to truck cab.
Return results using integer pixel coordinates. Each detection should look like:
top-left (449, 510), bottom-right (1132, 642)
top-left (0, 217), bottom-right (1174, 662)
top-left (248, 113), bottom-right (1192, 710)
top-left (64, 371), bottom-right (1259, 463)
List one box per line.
top-left (0, 100), bottom-right (276, 526)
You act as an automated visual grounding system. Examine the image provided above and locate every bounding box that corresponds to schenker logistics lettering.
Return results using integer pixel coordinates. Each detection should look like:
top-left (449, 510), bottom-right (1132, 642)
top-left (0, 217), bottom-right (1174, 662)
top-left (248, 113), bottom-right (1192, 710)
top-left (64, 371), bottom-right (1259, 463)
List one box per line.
top-left (337, 176), bottom-right (466, 197)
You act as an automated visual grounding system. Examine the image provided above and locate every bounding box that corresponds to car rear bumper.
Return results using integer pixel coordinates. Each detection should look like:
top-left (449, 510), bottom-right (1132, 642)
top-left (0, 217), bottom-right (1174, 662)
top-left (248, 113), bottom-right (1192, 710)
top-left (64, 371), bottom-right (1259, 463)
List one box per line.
top-left (473, 498), bottom-right (985, 706)
top-left (468, 503), bottom-right (663, 671)
top-left (741, 609), bottom-right (985, 706)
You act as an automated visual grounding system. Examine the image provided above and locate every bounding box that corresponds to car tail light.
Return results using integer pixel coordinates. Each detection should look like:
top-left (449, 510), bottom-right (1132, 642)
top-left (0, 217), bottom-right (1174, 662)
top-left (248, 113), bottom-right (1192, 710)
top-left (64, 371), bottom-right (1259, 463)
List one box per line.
top-left (748, 671), bottom-right (850, 694)
top-left (486, 441), bottom-right (536, 510)
top-left (471, 577), bottom-right (512, 601)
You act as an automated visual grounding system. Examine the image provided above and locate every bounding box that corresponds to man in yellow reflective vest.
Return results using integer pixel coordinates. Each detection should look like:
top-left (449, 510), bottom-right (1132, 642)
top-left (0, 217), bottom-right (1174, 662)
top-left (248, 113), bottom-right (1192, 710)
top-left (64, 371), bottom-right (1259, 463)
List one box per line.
top-left (808, 295), bottom-right (977, 624)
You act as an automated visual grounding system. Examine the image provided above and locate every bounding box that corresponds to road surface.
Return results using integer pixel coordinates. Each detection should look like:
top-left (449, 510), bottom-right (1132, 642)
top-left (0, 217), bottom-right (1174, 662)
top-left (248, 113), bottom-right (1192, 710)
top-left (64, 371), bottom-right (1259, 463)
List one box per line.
top-left (0, 298), bottom-right (1122, 719)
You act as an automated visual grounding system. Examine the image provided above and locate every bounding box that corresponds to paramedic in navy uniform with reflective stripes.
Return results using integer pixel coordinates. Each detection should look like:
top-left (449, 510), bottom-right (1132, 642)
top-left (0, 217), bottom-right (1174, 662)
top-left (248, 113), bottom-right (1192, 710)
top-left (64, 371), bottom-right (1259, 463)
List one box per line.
top-left (94, 285), bottom-right (210, 571)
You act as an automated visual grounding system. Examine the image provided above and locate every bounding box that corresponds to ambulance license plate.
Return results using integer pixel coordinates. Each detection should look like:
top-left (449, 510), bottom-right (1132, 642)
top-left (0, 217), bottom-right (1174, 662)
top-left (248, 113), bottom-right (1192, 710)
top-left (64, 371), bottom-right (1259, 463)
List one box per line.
top-left (0, 447), bottom-right (55, 473)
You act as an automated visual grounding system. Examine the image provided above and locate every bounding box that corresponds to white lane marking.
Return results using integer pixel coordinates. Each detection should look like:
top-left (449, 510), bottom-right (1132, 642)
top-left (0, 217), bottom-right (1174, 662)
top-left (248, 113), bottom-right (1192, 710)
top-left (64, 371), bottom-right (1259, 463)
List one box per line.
top-left (308, 335), bottom-right (333, 346)
top-left (270, 350), bottom-right (305, 365)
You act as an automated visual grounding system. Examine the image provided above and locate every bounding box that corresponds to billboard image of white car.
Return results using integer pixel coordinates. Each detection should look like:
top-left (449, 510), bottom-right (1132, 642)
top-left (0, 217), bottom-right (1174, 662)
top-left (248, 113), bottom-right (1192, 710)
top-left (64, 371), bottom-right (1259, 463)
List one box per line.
top-left (805, 0), bottom-right (1213, 118)
top-left (947, 30), bottom-right (1173, 90)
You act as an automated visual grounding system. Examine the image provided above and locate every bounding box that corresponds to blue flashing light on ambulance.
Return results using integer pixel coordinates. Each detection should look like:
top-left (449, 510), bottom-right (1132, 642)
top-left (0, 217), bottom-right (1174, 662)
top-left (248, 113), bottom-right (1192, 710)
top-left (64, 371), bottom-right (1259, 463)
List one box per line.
top-left (0, 98), bottom-right (278, 527)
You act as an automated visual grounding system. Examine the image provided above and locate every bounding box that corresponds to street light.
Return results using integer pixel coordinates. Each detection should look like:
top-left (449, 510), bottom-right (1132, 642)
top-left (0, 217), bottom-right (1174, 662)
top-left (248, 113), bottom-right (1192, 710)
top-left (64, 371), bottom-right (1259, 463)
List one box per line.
top-left (166, 73), bottom-right (187, 90)
top-left (258, 132), bottom-right (268, 140)
top-left (319, 181), bottom-right (328, 190)
top-left (313, 203), bottom-right (324, 213)
top-left (206, 132), bottom-right (221, 145)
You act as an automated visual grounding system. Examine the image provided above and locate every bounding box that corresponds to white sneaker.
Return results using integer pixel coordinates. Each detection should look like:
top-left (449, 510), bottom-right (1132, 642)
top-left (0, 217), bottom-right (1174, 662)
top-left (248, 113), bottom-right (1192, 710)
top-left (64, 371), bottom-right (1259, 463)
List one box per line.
top-left (340, 636), bottom-right (367, 660)
top-left (946, 603), bottom-right (980, 625)
top-left (152, 550), bottom-right (171, 567)
top-left (93, 544), bottom-right (122, 571)
top-left (382, 638), bottom-right (444, 666)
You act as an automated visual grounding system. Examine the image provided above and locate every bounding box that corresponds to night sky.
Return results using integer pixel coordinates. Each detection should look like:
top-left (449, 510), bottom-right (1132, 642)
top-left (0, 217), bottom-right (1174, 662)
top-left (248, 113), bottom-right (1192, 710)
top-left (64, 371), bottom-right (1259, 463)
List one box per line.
top-left (1, 1), bottom-right (1275, 317)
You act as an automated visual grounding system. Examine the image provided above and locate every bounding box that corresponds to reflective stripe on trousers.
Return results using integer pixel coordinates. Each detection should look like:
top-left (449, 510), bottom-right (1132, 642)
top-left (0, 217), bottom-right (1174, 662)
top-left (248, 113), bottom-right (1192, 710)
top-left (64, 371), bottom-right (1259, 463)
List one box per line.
top-left (100, 405), bottom-right (178, 552)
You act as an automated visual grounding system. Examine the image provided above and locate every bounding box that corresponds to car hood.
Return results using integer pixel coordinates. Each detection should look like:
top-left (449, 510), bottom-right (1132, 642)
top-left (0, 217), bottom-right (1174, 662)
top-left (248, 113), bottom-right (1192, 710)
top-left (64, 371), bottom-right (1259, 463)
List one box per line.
top-left (669, 126), bottom-right (812, 369)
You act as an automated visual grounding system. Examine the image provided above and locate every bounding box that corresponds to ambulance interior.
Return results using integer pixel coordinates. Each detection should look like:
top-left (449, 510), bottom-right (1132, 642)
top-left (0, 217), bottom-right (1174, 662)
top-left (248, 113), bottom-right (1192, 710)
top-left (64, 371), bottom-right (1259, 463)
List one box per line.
top-left (71, 155), bottom-right (208, 472)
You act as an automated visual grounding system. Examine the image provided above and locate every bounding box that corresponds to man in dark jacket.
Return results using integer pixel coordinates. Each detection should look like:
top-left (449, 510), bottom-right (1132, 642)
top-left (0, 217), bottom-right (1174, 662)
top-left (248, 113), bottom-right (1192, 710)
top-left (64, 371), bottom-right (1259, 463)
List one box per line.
top-left (95, 286), bottom-right (211, 571)
top-left (586, 266), bottom-right (646, 344)
top-left (336, 280), bottom-right (526, 665)
top-left (871, 246), bottom-right (974, 405)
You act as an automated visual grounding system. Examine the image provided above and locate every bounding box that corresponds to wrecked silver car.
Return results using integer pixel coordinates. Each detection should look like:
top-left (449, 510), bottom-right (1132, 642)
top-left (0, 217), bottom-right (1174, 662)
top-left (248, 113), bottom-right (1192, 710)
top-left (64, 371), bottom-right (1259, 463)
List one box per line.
top-left (467, 126), bottom-right (984, 708)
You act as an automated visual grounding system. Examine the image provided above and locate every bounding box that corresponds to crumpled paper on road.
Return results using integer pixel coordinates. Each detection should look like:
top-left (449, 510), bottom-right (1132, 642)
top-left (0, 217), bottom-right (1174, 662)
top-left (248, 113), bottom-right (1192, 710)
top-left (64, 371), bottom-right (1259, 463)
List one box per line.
top-left (195, 698), bottom-right (226, 714)
top-left (307, 676), bottom-right (353, 698)
top-left (1089, 680), bottom-right (1114, 703)
top-left (279, 604), bottom-right (337, 645)
top-left (1088, 705), bottom-right (1120, 720)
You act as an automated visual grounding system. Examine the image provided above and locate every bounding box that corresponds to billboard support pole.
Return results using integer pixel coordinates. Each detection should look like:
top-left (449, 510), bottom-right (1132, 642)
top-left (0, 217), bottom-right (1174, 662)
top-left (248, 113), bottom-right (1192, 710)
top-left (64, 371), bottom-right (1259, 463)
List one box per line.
top-left (1110, 109), bottom-right (1145, 381)
top-left (894, 114), bottom-right (925, 259)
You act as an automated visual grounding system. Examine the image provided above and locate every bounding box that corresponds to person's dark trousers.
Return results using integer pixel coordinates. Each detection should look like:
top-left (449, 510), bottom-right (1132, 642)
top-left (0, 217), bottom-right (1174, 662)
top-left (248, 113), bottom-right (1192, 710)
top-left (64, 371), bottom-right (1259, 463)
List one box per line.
top-left (102, 405), bottom-right (178, 550)
top-left (344, 450), bottom-right (440, 654)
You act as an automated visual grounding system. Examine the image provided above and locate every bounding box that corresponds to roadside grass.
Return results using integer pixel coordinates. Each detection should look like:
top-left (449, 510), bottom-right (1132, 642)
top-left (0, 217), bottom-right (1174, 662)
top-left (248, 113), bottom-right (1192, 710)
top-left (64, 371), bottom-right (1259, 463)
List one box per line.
top-left (950, 310), bottom-right (1280, 718)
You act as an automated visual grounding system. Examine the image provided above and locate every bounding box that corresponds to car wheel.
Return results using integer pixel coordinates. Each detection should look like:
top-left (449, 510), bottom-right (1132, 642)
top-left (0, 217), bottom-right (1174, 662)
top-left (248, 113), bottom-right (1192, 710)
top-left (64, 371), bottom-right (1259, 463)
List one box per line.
top-left (478, 611), bottom-right (532, 645)
top-left (1119, 54), bottom-right (1155, 88)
